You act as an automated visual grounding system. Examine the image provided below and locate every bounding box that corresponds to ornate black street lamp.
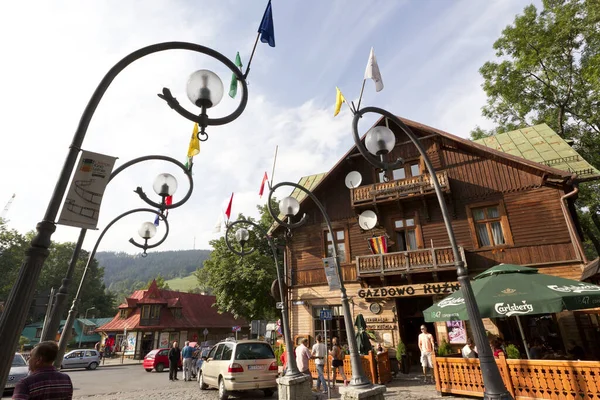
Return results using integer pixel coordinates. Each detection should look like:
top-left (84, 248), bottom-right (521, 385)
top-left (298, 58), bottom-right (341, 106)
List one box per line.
top-left (224, 219), bottom-right (302, 378)
top-left (41, 155), bottom-right (192, 344)
top-left (0, 41), bottom-right (248, 389)
top-left (55, 207), bottom-right (172, 366)
top-left (351, 107), bottom-right (512, 400)
top-left (267, 183), bottom-right (372, 388)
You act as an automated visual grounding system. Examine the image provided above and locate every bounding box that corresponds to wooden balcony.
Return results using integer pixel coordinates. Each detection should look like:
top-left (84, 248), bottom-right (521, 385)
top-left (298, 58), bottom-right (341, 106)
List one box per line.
top-left (356, 246), bottom-right (465, 277)
top-left (351, 170), bottom-right (450, 207)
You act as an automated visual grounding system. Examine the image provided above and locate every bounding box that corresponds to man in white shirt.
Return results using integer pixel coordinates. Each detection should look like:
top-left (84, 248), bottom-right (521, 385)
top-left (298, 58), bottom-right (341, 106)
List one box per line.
top-left (418, 325), bottom-right (435, 383)
top-left (311, 335), bottom-right (328, 394)
top-left (462, 338), bottom-right (477, 359)
top-left (295, 338), bottom-right (312, 377)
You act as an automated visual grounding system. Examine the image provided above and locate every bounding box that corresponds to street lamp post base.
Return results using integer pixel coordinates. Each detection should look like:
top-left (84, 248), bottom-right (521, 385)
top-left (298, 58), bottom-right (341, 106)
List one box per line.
top-left (483, 391), bottom-right (514, 400)
top-left (339, 383), bottom-right (386, 400)
top-left (277, 373), bottom-right (313, 400)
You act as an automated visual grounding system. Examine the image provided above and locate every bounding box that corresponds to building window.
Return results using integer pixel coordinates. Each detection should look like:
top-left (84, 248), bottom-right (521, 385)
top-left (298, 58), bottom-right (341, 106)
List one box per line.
top-left (150, 305), bottom-right (161, 319)
top-left (313, 306), bottom-right (347, 347)
top-left (35, 328), bottom-right (42, 338)
top-left (467, 201), bottom-right (513, 249)
top-left (141, 305), bottom-right (150, 320)
top-left (140, 305), bottom-right (161, 326)
top-left (392, 168), bottom-right (406, 180)
top-left (325, 229), bottom-right (348, 263)
top-left (392, 214), bottom-right (423, 251)
top-left (171, 308), bottom-right (182, 319)
top-left (410, 163), bottom-right (421, 177)
top-left (120, 309), bottom-right (127, 319)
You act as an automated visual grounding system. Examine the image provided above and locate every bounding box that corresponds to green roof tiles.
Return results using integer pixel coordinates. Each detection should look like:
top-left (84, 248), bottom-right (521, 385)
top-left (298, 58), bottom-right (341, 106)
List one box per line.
top-left (474, 124), bottom-right (600, 180)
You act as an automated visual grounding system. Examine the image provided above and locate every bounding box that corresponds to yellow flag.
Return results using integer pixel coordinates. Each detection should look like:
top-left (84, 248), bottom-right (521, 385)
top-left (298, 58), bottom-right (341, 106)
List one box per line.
top-left (187, 123), bottom-right (200, 158)
top-left (334, 87), bottom-right (346, 117)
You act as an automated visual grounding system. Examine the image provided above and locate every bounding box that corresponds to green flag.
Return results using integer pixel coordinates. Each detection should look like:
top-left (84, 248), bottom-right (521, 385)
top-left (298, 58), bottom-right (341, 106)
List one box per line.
top-left (229, 52), bottom-right (243, 98)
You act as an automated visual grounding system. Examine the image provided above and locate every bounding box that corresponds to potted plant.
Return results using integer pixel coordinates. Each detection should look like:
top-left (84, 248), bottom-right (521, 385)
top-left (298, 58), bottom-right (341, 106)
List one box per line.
top-left (396, 340), bottom-right (409, 374)
top-left (506, 344), bottom-right (520, 359)
top-left (437, 339), bottom-right (453, 357)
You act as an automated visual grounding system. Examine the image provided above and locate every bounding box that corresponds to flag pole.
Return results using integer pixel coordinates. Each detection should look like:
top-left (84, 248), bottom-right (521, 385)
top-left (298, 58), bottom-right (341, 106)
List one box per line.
top-left (356, 79), bottom-right (366, 112)
top-left (244, 33), bottom-right (261, 79)
top-left (270, 145), bottom-right (278, 190)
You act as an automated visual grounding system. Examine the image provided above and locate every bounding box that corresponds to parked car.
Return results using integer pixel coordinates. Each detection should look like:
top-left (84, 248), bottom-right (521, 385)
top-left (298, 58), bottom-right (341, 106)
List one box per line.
top-left (198, 339), bottom-right (278, 399)
top-left (5, 353), bottom-right (28, 391)
top-left (61, 349), bottom-right (100, 370)
top-left (143, 348), bottom-right (182, 372)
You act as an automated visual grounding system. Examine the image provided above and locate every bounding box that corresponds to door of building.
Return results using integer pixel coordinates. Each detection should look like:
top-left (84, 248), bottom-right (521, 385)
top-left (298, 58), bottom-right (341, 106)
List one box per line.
top-left (395, 296), bottom-right (435, 368)
top-left (140, 331), bottom-right (155, 358)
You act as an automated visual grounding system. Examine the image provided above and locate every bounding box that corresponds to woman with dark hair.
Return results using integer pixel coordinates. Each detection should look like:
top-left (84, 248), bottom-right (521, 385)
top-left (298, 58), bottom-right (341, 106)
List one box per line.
top-left (491, 339), bottom-right (505, 359)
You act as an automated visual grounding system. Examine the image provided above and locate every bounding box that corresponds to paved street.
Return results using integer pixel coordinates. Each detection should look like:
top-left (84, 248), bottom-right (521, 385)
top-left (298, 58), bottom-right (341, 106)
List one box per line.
top-left (3, 365), bottom-right (463, 400)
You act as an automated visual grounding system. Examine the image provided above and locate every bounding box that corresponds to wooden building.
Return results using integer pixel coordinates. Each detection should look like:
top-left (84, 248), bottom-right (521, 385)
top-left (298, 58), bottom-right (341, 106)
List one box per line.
top-left (97, 280), bottom-right (245, 359)
top-left (272, 120), bottom-right (600, 364)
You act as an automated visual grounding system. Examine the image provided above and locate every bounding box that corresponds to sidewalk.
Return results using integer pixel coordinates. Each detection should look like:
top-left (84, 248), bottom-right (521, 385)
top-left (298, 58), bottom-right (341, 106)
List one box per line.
top-left (100, 356), bottom-right (141, 367)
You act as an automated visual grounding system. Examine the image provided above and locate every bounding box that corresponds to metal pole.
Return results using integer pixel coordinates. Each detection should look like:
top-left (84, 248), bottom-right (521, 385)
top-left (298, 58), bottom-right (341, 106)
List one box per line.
top-left (0, 41), bottom-right (249, 391)
top-left (267, 182), bottom-right (372, 387)
top-left (41, 229), bottom-right (87, 343)
top-left (515, 316), bottom-right (531, 360)
top-left (351, 107), bottom-right (512, 400)
top-left (39, 288), bottom-right (55, 342)
top-left (224, 219), bottom-right (301, 377)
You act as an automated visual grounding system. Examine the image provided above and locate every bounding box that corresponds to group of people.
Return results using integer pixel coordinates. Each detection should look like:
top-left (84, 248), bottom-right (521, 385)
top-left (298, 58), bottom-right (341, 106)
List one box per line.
top-left (166, 340), bottom-right (203, 382)
top-left (279, 335), bottom-right (348, 394)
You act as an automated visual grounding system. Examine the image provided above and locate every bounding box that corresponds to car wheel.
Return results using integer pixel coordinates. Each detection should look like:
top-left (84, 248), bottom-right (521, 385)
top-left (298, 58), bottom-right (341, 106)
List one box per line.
top-left (145, 368), bottom-right (153, 372)
top-left (198, 372), bottom-right (208, 390)
top-left (88, 362), bottom-right (98, 370)
top-left (263, 389), bottom-right (274, 397)
top-left (156, 363), bottom-right (165, 373)
top-left (218, 377), bottom-right (229, 400)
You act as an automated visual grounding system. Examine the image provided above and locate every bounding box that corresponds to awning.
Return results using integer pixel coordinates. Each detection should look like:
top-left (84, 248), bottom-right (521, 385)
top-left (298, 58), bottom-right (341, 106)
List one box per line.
top-left (79, 319), bottom-right (96, 326)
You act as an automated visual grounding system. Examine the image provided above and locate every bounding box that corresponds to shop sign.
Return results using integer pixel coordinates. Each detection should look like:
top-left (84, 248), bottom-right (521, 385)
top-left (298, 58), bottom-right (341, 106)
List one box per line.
top-left (357, 282), bottom-right (460, 299)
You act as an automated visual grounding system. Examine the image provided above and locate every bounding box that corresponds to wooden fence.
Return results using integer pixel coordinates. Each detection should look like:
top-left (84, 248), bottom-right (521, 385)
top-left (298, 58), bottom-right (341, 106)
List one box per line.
top-left (433, 354), bottom-right (600, 399)
top-left (308, 351), bottom-right (392, 385)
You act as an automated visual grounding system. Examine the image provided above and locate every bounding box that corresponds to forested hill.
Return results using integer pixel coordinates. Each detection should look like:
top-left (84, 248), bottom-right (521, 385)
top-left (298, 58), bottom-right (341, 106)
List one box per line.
top-left (96, 249), bottom-right (211, 296)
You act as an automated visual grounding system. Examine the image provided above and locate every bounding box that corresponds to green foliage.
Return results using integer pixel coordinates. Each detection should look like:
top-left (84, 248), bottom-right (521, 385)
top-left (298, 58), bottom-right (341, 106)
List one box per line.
top-left (274, 343), bottom-right (284, 366)
top-left (396, 340), bottom-right (406, 356)
top-left (19, 336), bottom-right (30, 351)
top-left (197, 200), bottom-right (281, 321)
top-left (472, 0), bottom-right (600, 259)
top-left (437, 339), bottom-right (453, 357)
top-left (506, 344), bottom-right (521, 359)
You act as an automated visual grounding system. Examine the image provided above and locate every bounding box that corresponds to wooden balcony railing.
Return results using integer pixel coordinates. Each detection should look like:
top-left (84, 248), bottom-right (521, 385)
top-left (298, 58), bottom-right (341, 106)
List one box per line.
top-left (351, 170), bottom-right (450, 206)
top-left (356, 246), bottom-right (464, 277)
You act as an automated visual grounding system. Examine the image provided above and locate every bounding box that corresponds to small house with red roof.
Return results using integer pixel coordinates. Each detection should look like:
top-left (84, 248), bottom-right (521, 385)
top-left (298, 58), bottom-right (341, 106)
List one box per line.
top-left (97, 280), bottom-right (245, 358)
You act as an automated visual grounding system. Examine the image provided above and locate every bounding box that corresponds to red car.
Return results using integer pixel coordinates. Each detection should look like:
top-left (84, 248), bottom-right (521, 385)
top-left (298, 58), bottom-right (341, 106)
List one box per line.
top-left (143, 348), bottom-right (182, 372)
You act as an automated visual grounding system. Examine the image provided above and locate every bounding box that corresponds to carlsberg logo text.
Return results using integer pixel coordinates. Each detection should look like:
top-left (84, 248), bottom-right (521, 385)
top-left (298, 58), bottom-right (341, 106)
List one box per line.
top-left (494, 301), bottom-right (534, 317)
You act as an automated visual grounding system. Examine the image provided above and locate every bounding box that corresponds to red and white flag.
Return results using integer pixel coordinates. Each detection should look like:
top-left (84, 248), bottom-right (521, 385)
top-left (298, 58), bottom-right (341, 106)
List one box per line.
top-left (225, 192), bottom-right (234, 221)
top-left (259, 172), bottom-right (269, 198)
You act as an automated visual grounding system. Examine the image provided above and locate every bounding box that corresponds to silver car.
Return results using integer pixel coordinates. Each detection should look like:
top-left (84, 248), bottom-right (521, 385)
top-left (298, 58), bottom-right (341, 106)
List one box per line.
top-left (6, 353), bottom-right (28, 390)
top-left (61, 349), bottom-right (100, 370)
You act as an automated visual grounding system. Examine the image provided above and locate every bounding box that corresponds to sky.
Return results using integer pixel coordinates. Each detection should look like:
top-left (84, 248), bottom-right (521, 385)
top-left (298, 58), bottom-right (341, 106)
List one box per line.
top-left (0, 0), bottom-right (542, 254)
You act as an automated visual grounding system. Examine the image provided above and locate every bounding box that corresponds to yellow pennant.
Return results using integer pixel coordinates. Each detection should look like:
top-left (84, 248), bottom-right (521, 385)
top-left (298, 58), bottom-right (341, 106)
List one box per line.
top-left (187, 123), bottom-right (200, 158)
top-left (334, 87), bottom-right (346, 117)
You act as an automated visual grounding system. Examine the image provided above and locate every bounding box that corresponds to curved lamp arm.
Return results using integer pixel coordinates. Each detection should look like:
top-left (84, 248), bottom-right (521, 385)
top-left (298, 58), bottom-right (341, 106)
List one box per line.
top-left (351, 107), bottom-right (403, 171)
top-left (109, 155), bottom-right (193, 211)
top-left (266, 182), bottom-right (310, 230)
top-left (224, 219), bottom-right (264, 257)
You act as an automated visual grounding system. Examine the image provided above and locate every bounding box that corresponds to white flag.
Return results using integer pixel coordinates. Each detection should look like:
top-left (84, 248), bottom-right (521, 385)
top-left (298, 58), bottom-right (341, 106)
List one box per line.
top-left (213, 212), bottom-right (224, 234)
top-left (364, 47), bottom-right (383, 92)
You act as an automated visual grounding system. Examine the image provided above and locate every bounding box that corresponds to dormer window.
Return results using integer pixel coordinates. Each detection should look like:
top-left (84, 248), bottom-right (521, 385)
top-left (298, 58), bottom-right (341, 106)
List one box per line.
top-left (140, 305), bottom-right (161, 326)
top-left (120, 309), bottom-right (128, 319)
top-left (172, 308), bottom-right (182, 319)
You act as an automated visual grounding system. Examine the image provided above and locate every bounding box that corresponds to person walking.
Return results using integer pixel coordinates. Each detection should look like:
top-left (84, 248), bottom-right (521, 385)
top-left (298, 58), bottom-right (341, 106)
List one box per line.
top-left (181, 341), bottom-right (194, 381)
top-left (13, 341), bottom-right (73, 399)
top-left (168, 341), bottom-right (181, 381)
top-left (312, 335), bottom-right (328, 394)
top-left (329, 337), bottom-right (347, 388)
top-left (418, 325), bottom-right (435, 383)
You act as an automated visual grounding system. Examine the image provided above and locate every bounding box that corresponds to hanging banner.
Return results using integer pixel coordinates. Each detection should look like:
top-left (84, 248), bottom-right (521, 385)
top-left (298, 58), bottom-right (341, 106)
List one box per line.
top-left (323, 257), bottom-right (341, 291)
top-left (57, 150), bottom-right (117, 229)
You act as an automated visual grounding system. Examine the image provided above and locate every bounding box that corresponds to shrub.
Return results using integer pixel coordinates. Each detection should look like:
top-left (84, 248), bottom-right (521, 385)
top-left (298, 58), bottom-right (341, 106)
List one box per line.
top-left (274, 343), bottom-right (284, 366)
top-left (396, 340), bottom-right (406, 356)
top-left (437, 339), bottom-right (453, 356)
top-left (506, 344), bottom-right (520, 359)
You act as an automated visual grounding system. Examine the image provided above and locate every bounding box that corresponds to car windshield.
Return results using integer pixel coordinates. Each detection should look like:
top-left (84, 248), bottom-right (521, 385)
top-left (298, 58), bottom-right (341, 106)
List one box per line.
top-left (12, 354), bottom-right (26, 367)
top-left (234, 343), bottom-right (275, 360)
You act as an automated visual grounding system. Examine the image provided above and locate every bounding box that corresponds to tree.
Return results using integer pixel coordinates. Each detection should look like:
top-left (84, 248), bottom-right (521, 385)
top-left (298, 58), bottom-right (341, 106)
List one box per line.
top-left (472, 0), bottom-right (600, 259)
top-left (146, 274), bottom-right (171, 290)
top-left (196, 200), bottom-right (281, 321)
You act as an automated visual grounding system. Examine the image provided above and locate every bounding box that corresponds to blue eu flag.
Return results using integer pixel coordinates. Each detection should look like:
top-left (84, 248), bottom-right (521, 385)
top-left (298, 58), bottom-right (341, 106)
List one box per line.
top-left (258, 1), bottom-right (275, 47)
